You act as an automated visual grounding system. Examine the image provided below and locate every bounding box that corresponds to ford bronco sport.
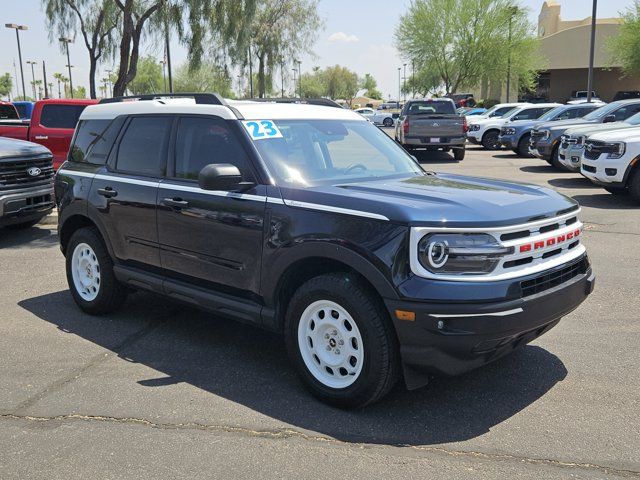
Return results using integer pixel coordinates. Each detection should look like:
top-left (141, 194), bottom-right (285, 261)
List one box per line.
top-left (55, 93), bottom-right (595, 407)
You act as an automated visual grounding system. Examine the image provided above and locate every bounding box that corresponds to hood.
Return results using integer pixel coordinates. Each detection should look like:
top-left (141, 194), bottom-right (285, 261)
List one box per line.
top-left (0, 137), bottom-right (52, 160)
top-left (281, 173), bottom-right (578, 227)
top-left (503, 119), bottom-right (544, 129)
top-left (589, 125), bottom-right (640, 142)
top-left (564, 122), bottom-right (633, 138)
top-left (538, 118), bottom-right (597, 132)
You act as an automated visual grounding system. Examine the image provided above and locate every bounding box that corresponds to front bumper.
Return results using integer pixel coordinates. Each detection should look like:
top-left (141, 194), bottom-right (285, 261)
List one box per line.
top-left (530, 139), bottom-right (554, 160)
top-left (558, 144), bottom-right (583, 172)
top-left (0, 186), bottom-right (54, 227)
top-left (385, 256), bottom-right (594, 388)
top-left (466, 130), bottom-right (482, 143)
top-left (580, 153), bottom-right (630, 185)
top-left (499, 134), bottom-right (517, 149)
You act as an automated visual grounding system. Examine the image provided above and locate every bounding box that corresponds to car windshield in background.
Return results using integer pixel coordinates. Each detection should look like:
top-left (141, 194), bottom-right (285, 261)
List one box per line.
top-left (250, 119), bottom-right (423, 186)
top-left (0, 105), bottom-right (18, 120)
top-left (499, 107), bottom-right (518, 118)
top-left (404, 101), bottom-right (455, 116)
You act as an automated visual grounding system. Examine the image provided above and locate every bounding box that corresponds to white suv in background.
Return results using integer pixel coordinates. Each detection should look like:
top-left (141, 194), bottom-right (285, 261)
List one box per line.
top-left (467, 103), bottom-right (560, 150)
top-left (580, 126), bottom-right (640, 201)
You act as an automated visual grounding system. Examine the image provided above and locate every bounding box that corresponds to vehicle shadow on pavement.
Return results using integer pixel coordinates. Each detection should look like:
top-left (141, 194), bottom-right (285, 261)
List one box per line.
top-left (413, 151), bottom-right (459, 164)
top-left (0, 225), bottom-right (58, 250)
top-left (548, 177), bottom-right (597, 189)
top-left (520, 165), bottom-right (557, 174)
top-left (19, 290), bottom-right (568, 446)
top-left (572, 193), bottom-right (639, 210)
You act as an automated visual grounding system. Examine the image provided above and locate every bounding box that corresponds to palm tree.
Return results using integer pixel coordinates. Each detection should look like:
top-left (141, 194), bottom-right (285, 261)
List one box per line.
top-left (53, 73), bottom-right (68, 98)
top-left (33, 80), bottom-right (43, 100)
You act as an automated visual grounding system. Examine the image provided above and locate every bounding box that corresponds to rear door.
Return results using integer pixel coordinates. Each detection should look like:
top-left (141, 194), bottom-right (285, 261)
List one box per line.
top-left (89, 115), bottom-right (173, 270)
top-left (33, 103), bottom-right (91, 169)
top-left (157, 115), bottom-right (266, 296)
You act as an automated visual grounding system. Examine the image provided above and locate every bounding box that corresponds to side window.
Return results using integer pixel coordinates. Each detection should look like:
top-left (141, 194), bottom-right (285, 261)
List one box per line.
top-left (116, 116), bottom-right (172, 176)
top-left (69, 118), bottom-right (124, 164)
top-left (513, 108), bottom-right (542, 121)
top-left (40, 104), bottom-right (88, 129)
top-left (613, 104), bottom-right (640, 121)
top-left (555, 109), bottom-right (575, 120)
top-left (174, 116), bottom-right (250, 180)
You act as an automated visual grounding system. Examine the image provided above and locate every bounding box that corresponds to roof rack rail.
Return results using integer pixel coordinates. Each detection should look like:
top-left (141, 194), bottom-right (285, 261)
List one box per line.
top-left (98, 92), bottom-right (227, 105)
top-left (250, 97), bottom-right (344, 109)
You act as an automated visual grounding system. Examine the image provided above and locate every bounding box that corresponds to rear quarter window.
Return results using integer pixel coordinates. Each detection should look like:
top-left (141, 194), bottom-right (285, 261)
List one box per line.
top-left (40, 104), bottom-right (89, 129)
top-left (69, 118), bottom-right (124, 165)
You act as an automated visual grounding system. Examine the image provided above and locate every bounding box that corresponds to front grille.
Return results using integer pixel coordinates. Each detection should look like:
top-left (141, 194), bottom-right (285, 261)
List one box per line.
top-left (520, 257), bottom-right (588, 297)
top-left (530, 130), bottom-right (545, 140)
top-left (583, 140), bottom-right (619, 161)
top-left (0, 155), bottom-right (54, 191)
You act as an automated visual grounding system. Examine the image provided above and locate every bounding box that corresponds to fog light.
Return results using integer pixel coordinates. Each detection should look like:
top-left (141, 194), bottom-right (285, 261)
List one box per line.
top-left (605, 168), bottom-right (617, 176)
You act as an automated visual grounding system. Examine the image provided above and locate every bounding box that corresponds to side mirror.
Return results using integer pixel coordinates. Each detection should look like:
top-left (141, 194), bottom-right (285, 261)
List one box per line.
top-left (603, 114), bottom-right (616, 123)
top-left (198, 163), bottom-right (243, 191)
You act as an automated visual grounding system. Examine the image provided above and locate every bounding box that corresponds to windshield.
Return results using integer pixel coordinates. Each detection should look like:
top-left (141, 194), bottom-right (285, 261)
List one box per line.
top-left (249, 119), bottom-right (423, 186)
top-left (538, 106), bottom-right (565, 121)
top-left (583, 104), bottom-right (616, 121)
top-left (626, 112), bottom-right (640, 125)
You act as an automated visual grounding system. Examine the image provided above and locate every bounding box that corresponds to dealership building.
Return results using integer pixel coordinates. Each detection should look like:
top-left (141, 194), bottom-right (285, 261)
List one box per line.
top-left (479, 1), bottom-right (640, 103)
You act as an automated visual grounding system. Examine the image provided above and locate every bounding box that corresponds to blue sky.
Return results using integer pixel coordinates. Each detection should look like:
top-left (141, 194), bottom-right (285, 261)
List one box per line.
top-left (0, 0), bottom-right (633, 99)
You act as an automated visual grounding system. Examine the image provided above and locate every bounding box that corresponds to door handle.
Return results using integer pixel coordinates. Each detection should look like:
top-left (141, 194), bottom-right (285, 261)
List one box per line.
top-left (162, 197), bottom-right (189, 209)
top-left (34, 135), bottom-right (48, 140)
top-left (97, 187), bottom-right (118, 198)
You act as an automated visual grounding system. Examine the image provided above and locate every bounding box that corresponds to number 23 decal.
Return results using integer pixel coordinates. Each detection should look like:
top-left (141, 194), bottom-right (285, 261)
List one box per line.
top-left (242, 120), bottom-right (283, 140)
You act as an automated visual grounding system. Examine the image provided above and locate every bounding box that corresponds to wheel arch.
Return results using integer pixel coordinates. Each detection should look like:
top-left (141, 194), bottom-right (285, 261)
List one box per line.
top-left (59, 213), bottom-right (113, 257)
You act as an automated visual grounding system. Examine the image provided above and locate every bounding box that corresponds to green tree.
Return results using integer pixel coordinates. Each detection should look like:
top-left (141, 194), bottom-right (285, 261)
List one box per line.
top-left (174, 61), bottom-right (234, 97)
top-left (112, 0), bottom-right (258, 97)
top-left (361, 73), bottom-right (382, 100)
top-left (402, 68), bottom-right (442, 97)
top-left (126, 55), bottom-right (163, 94)
top-left (322, 65), bottom-right (359, 105)
top-left (607, 1), bottom-right (640, 75)
top-left (72, 85), bottom-right (88, 98)
top-left (299, 67), bottom-right (324, 97)
top-left (42, 0), bottom-right (120, 99)
top-left (242, 0), bottom-right (323, 98)
top-left (0, 73), bottom-right (12, 98)
top-left (395, 0), bottom-right (541, 94)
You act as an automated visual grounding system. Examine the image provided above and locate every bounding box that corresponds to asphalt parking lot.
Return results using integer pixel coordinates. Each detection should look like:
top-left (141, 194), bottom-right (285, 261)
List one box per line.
top-left (1, 144), bottom-right (639, 479)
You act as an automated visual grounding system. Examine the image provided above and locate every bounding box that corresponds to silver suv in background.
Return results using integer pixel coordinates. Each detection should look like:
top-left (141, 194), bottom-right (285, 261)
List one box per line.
top-left (395, 98), bottom-right (466, 160)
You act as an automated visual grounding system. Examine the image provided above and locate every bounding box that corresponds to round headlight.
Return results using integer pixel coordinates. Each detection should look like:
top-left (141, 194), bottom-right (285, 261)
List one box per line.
top-left (426, 240), bottom-right (449, 269)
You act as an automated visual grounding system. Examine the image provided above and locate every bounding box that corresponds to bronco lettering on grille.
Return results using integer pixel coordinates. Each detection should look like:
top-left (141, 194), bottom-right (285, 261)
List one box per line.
top-left (519, 229), bottom-right (581, 253)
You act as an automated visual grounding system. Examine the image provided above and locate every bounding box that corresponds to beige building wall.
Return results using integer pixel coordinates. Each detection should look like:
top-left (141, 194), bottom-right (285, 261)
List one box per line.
top-left (547, 68), bottom-right (640, 103)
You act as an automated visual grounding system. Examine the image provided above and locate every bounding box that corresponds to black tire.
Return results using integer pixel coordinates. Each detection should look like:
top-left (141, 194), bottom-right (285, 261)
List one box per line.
top-left (284, 273), bottom-right (399, 408)
top-left (65, 226), bottom-right (127, 315)
top-left (481, 130), bottom-right (501, 150)
top-left (383, 117), bottom-right (394, 127)
top-left (453, 148), bottom-right (465, 161)
top-left (628, 169), bottom-right (640, 203)
top-left (604, 186), bottom-right (628, 195)
top-left (6, 217), bottom-right (45, 230)
top-left (550, 145), bottom-right (564, 170)
top-left (517, 134), bottom-right (533, 157)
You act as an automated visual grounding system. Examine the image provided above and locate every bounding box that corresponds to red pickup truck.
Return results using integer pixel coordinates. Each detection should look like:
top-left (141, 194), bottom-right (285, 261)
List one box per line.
top-left (0, 98), bottom-right (98, 169)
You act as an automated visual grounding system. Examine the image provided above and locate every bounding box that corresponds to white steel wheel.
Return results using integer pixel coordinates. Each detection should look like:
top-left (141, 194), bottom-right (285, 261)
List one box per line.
top-left (70, 242), bottom-right (101, 301)
top-left (297, 299), bottom-right (364, 389)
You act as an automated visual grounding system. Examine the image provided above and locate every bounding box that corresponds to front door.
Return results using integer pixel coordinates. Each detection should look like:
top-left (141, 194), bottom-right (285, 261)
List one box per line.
top-left (157, 115), bottom-right (265, 297)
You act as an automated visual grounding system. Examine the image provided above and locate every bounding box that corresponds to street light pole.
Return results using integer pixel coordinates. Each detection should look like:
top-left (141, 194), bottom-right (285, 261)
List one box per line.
top-left (296, 60), bottom-right (302, 98)
top-left (160, 60), bottom-right (167, 92)
top-left (59, 37), bottom-right (74, 98)
top-left (397, 67), bottom-right (401, 108)
top-left (292, 68), bottom-right (297, 97)
top-left (165, 26), bottom-right (173, 93)
top-left (403, 63), bottom-right (407, 102)
top-left (26, 61), bottom-right (37, 99)
top-left (5, 24), bottom-right (28, 100)
top-left (587, 0), bottom-right (598, 103)
top-left (42, 61), bottom-right (49, 98)
top-left (280, 59), bottom-right (285, 97)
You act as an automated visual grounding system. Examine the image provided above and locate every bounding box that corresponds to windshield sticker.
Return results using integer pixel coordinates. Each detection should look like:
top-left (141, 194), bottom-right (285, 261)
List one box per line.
top-left (242, 120), bottom-right (283, 140)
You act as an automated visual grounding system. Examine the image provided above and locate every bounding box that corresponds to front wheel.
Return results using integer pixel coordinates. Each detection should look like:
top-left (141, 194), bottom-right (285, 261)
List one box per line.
top-left (517, 134), bottom-right (533, 157)
top-left (65, 227), bottom-right (127, 315)
top-left (284, 273), bottom-right (399, 408)
top-left (383, 117), bottom-right (394, 127)
top-left (481, 130), bottom-right (501, 150)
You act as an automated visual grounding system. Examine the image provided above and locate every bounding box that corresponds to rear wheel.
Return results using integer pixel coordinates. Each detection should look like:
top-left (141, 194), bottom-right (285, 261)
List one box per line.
top-left (284, 273), bottom-right (399, 408)
top-left (481, 130), bottom-right (501, 150)
top-left (453, 148), bottom-right (465, 161)
top-left (65, 227), bottom-right (127, 315)
top-left (517, 134), bottom-right (533, 157)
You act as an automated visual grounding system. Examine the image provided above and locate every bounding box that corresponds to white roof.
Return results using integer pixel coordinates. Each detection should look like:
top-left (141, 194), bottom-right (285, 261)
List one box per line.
top-left (79, 97), bottom-right (365, 122)
top-left (230, 101), bottom-right (365, 121)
